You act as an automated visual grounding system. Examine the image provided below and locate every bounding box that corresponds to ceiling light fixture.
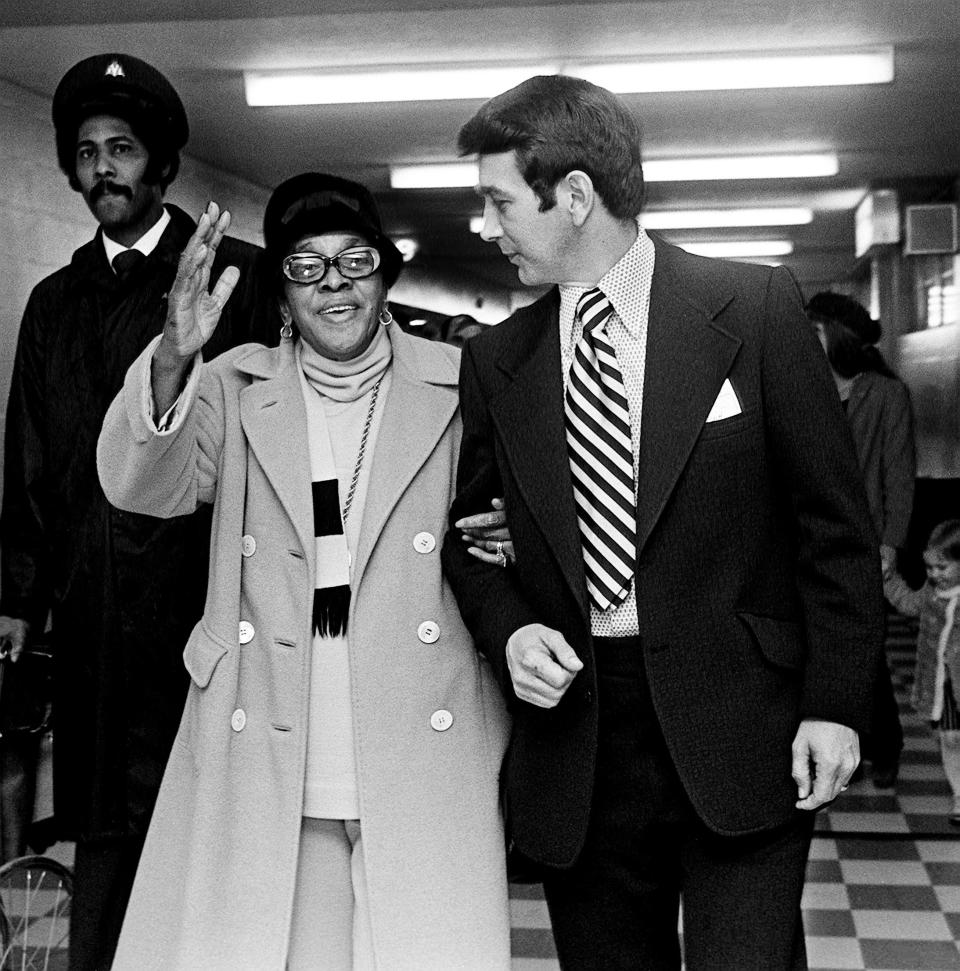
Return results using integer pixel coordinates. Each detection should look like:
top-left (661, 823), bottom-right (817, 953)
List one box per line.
top-left (679, 241), bottom-right (794, 258)
top-left (641, 207), bottom-right (813, 229)
top-left (245, 64), bottom-right (556, 106)
top-left (244, 46), bottom-right (892, 106)
top-left (643, 154), bottom-right (838, 181)
top-left (577, 47), bottom-right (893, 93)
top-left (392, 153), bottom-right (838, 189)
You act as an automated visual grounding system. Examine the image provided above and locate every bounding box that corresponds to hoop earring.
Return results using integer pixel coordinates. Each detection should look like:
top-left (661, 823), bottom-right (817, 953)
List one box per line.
top-left (280, 318), bottom-right (293, 340)
top-left (379, 305), bottom-right (394, 326)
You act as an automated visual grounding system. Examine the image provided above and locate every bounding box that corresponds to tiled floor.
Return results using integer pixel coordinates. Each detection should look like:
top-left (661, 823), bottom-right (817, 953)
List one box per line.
top-left (509, 613), bottom-right (960, 969)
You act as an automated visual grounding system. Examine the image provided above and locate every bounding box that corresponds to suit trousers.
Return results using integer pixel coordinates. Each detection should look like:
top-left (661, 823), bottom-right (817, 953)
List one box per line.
top-left (542, 636), bottom-right (815, 971)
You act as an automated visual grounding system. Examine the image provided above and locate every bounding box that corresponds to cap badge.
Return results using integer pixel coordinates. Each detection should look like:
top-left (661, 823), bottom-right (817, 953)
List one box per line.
top-left (104, 60), bottom-right (125, 78)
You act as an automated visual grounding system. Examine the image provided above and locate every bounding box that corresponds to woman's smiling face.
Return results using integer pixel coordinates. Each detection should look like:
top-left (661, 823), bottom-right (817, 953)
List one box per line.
top-left (281, 232), bottom-right (387, 361)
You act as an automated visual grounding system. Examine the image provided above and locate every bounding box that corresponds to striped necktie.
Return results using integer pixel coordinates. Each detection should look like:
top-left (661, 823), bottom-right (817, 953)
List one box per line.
top-left (564, 287), bottom-right (637, 611)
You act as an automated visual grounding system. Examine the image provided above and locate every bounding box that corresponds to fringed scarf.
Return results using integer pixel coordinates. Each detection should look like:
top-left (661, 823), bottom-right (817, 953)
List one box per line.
top-left (297, 329), bottom-right (392, 637)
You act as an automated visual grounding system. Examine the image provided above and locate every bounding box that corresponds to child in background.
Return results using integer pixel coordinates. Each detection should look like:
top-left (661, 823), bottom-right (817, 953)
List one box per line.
top-left (884, 519), bottom-right (960, 824)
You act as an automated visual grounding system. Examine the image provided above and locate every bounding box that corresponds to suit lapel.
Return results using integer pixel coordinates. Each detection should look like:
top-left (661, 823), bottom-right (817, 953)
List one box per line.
top-left (490, 294), bottom-right (590, 620)
top-left (239, 347), bottom-right (315, 562)
top-left (635, 243), bottom-right (741, 557)
top-left (352, 330), bottom-right (458, 586)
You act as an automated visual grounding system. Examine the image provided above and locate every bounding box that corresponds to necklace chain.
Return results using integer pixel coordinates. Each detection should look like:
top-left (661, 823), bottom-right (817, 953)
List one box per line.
top-left (341, 375), bottom-right (384, 524)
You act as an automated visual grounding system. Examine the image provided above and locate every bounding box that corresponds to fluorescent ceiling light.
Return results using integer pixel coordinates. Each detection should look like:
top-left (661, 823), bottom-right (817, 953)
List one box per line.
top-left (680, 241), bottom-right (794, 258)
top-left (392, 163), bottom-right (478, 189)
top-left (644, 154), bottom-right (838, 181)
top-left (245, 64), bottom-right (555, 106)
top-left (392, 153), bottom-right (837, 189)
top-left (641, 207), bottom-right (812, 229)
top-left (577, 47), bottom-right (893, 93)
top-left (245, 47), bottom-right (892, 106)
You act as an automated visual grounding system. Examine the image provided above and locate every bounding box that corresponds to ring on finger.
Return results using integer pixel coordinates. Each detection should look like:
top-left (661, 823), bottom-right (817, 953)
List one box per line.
top-left (498, 552), bottom-right (507, 568)
top-left (496, 540), bottom-right (503, 557)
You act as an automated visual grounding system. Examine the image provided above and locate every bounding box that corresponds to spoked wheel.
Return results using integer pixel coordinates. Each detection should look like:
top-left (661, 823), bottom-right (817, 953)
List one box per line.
top-left (0, 856), bottom-right (72, 971)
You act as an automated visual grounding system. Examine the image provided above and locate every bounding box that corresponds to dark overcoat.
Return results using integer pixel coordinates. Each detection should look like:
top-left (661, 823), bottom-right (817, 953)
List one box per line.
top-left (442, 236), bottom-right (886, 868)
top-left (0, 204), bottom-right (274, 840)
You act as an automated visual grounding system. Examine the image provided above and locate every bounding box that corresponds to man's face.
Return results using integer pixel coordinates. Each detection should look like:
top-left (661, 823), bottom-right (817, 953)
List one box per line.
top-left (75, 114), bottom-right (163, 239)
top-left (476, 151), bottom-right (574, 286)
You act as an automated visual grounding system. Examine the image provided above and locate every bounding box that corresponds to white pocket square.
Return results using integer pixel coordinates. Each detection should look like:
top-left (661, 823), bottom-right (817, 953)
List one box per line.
top-left (706, 379), bottom-right (742, 422)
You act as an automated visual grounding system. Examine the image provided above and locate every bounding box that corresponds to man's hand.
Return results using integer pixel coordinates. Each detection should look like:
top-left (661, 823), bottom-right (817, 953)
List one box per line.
top-left (506, 623), bottom-right (583, 708)
top-left (792, 718), bottom-right (860, 810)
top-left (457, 497), bottom-right (515, 566)
top-left (0, 617), bottom-right (30, 663)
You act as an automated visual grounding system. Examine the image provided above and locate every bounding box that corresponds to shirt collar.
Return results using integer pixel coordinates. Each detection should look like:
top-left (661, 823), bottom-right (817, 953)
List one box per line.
top-left (559, 221), bottom-right (654, 339)
top-left (102, 206), bottom-right (171, 269)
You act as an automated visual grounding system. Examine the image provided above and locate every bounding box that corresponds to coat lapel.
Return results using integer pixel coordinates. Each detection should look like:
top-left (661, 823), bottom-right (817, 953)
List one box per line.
top-left (238, 344), bottom-right (315, 561)
top-left (635, 241), bottom-right (741, 557)
top-left (352, 329), bottom-right (459, 585)
top-left (489, 293), bottom-right (590, 620)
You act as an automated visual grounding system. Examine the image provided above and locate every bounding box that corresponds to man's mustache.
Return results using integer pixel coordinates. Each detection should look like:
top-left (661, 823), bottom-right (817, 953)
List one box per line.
top-left (90, 181), bottom-right (132, 203)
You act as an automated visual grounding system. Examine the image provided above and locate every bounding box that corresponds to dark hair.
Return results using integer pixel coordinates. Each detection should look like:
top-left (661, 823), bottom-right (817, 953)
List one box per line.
top-left (805, 290), bottom-right (894, 379)
top-left (62, 107), bottom-right (180, 193)
top-left (457, 74), bottom-right (645, 219)
top-left (928, 520), bottom-right (960, 562)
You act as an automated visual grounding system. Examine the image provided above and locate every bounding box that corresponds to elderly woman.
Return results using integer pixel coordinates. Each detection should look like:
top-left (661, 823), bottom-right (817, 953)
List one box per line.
top-left (98, 174), bottom-right (511, 970)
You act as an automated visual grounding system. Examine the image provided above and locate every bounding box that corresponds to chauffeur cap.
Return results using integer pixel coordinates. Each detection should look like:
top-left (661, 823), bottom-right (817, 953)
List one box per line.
top-left (52, 53), bottom-right (189, 188)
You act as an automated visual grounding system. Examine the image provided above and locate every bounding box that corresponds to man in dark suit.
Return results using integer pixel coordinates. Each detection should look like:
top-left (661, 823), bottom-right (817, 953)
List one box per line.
top-left (0, 53), bottom-right (273, 969)
top-left (442, 75), bottom-right (884, 969)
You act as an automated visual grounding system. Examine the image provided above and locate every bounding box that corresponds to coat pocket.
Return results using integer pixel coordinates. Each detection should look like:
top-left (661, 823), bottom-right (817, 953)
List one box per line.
top-left (736, 611), bottom-right (805, 671)
top-left (183, 622), bottom-right (230, 688)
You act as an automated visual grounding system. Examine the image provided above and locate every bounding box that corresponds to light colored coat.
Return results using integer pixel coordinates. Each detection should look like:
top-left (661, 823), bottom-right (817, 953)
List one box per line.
top-left (97, 326), bottom-right (511, 970)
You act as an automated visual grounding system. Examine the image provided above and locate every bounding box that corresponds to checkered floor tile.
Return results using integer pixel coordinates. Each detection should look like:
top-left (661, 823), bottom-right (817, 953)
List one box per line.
top-left (509, 613), bottom-right (960, 969)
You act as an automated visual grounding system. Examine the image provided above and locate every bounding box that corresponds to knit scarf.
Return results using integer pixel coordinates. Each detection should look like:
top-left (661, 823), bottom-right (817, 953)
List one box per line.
top-left (296, 328), bottom-right (392, 636)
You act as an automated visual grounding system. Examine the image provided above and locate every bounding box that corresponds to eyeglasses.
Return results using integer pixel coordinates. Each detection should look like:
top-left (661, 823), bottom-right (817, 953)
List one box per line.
top-left (282, 246), bottom-right (381, 284)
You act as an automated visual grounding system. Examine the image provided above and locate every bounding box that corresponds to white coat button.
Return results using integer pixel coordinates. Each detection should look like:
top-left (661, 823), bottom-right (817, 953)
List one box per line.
top-left (413, 531), bottom-right (436, 554)
top-left (231, 708), bottom-right (246, 732)
top-left (430, 709), bottom-right (453, 732)
top-left (241, 535), bottom-right (257, 557)
top-left (417, 621), bottom-right (440, 644)
top-left (238, 621), bottom-right (255, 644)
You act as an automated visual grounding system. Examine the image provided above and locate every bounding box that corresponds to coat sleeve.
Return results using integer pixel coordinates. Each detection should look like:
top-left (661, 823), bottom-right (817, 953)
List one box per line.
top-left (879, 379), bottom-right (916, 549)
top-left (760, 268), bottom-right (886, 731)
top-left (441, 342), bottom-right (541, 694)
top-left (97, 336), bottom-right (226, 518)
top-left (0, 293), bottom-right (53, 628)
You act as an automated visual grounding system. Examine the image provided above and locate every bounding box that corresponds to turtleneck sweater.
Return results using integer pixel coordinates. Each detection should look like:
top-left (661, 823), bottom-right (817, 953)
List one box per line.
top-left (297, 326), bottom-right (392, 819)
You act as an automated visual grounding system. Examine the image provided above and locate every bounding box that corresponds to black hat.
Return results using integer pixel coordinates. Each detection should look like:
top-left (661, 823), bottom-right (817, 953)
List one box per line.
top-left (263, 173), bottom-right (403, 287)
top-left (805, 291), bottom-right (881, 345)
top-left (52, 53), bottom-right (188, 183)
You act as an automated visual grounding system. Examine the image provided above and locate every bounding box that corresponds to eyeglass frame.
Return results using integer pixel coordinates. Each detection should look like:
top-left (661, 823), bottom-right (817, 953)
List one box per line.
top-left (281, 245), bottom-right (382, 285)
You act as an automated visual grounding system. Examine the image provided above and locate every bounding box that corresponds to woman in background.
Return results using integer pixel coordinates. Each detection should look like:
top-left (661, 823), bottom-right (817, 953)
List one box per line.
top-left (807, 290), bottom-right (916, 788)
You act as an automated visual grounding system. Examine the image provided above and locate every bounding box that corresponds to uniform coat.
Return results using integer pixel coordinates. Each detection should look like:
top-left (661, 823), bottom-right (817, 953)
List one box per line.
top-left (0, 204), bottom-right (272, 840)
top-left (442, 236), bottom-right (885, 870)
top-left (98, 326), bottom-right (511, 970)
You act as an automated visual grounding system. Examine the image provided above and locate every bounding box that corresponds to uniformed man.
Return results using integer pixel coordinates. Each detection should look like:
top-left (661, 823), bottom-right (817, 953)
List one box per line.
top-left (0, 53), bottom-right (275, 969)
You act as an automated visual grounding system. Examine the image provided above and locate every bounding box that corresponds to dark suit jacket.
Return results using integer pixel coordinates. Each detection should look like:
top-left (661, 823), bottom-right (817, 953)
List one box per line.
top-left (442, 235), bottom-right (885, 869)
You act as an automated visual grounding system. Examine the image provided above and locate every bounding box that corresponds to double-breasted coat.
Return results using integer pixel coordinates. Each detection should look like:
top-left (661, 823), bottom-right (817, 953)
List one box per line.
top-left (97, 326), bottom-right (511, 970)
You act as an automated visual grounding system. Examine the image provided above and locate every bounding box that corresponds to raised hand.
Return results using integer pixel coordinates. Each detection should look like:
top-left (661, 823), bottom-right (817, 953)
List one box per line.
top-left (152, 203), bottom-right (240, 415)
top-left (161, 201), bottom-right (240, 360)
